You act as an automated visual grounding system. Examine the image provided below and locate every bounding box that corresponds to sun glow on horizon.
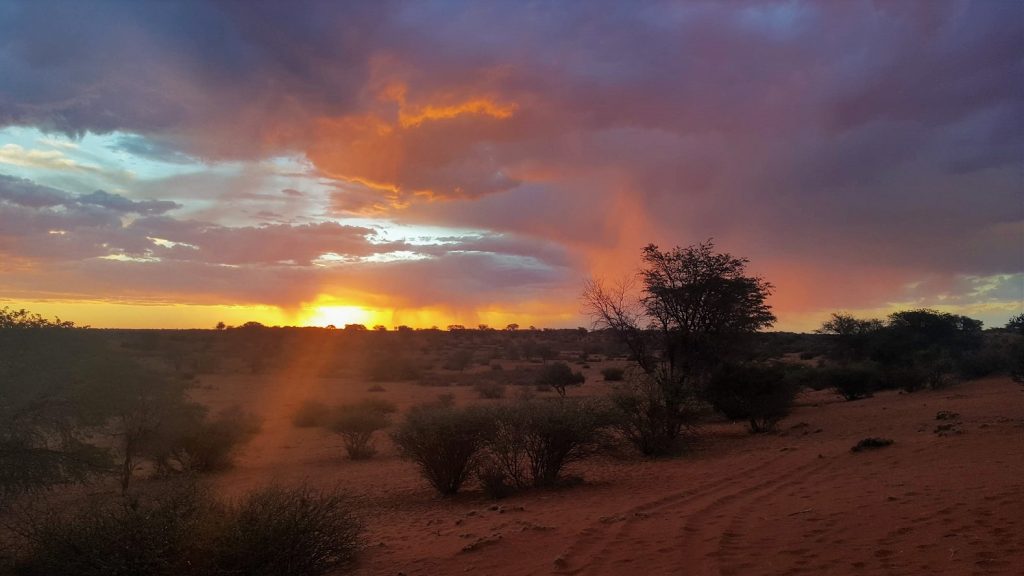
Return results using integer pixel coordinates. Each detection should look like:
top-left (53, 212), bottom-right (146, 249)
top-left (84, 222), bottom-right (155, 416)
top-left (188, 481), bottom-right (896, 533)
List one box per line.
top-left (301, 302), bottom-right (381, 328)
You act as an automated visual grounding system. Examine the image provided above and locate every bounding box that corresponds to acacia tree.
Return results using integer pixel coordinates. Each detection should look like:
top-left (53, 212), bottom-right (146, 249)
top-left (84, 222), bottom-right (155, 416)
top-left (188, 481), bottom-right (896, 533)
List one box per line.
top-left (584, 241), bottom-right (775, 454)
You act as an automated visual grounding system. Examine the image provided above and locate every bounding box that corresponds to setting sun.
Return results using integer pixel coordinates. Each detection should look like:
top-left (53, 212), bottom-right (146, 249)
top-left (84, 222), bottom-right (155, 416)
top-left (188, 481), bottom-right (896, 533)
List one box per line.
top-left (303, 302), bottom-right (379, 328)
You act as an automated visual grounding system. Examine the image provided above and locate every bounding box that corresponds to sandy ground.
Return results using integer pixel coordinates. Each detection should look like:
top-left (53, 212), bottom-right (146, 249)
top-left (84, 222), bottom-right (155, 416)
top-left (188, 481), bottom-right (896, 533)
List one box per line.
top-left (193, 373), bottom-right (1024, 576)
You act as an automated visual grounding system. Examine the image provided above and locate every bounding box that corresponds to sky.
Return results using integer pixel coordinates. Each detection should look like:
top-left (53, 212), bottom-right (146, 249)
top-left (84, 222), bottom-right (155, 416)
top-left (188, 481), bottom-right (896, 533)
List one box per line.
top-left (0, 0), bottom-right (1021, 331)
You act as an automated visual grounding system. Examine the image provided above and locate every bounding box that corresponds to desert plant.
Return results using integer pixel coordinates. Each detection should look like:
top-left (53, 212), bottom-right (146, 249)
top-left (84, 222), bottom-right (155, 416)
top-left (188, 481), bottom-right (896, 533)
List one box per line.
top-left (607, 371), bottom-right (700, 456)
top-left (10, 485), bottom-right (208, 576)
top-left (204, 486), bottom-right (361, 576)
top-left (823, 364), bottom-right (880, 400)
top-left (329, 405), bottom-right (390, 460)
top-left (481, 405), bottom-right (530, 489)
top-left (392, 405), bottom-right (491, 495)
top-left (12, 483), bottom-right (361, 576)
top-left (169, 407), bottom-right (262, 472)
top-left (356, 397), bottom-right (398, 415)
top-left (482, 400), bottom-right (605, 488)
top-left (851, 437), bottom-right (894, 452)
top-left (292, 400), bottom-right (332, 428)
top-left (706, 363), bottom-right (797, 433)
top-left (329, 403), bottom-right (389, 457)
top-left (536, 361), bottom-right (585, 397)
top-left (473, 381), bottom-right (506, 399)
top-left (600, 367), bottom-right (625, 381)
top-left (364, 352), bottom-right (422, 381)
top-left (584, 241), bottom-right (776, 455)
top-left (518, 400), bottom-right (604, 486)
top-left (476, 459), bottom-right (515, 499)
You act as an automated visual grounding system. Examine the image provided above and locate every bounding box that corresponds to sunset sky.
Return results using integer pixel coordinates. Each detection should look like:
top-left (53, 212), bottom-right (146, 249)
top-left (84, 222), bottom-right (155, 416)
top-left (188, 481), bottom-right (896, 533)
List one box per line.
top-left (0, 1), bottom-right (1021, 331)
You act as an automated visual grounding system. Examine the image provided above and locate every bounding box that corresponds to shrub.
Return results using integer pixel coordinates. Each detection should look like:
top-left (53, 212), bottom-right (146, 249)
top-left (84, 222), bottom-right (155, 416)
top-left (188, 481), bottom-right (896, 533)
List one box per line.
top-left (851, 437), bottom-right (894, 452)
top-left (205, 486), bottom-right (361, 576)
top-left (823, 364), bottom-right (880, 400)
top-left (153, 407), bottom-right (262, 473)
top-left (536, 361), bottom-right (585, 397)
top-left (957, 347), bottom-right (1010, 379)
top-left (1012, 343), bottom-right (1024, 384)
top-left (600, 367), bottom-right (625, 381)
top-left (356, 397), bottom-right (398, 415)
top-left (482, 400), bottom-right (604, 488)
top-left (481, 405), bottom-right (530, 489)
top-left (476, 460), bottom-right (515, 499)
top-left (518, 400), bottom-right (604, 486)
top-left (329, 405), bottom-right (390, 460)
top-left (392, 405), bottom-right (491, 496)
top-left (607, 372), bottom-right (700, 456)
top-left (12, 484), bottom-right (361, 576)
top-left (10, 483), bottom-right (210, 576)
top-left (443, 349), bottom-right (474, 372)
top-left (364, 353), bottom-right (422, 382)
top-left (293, 400), bottom-right (332, 428)
top-left (473, 381), bottom-right (505, 399)
top-left (706, 363), bottom-right (797, 433)
top-left (782, 364), bottom-right (825, 391)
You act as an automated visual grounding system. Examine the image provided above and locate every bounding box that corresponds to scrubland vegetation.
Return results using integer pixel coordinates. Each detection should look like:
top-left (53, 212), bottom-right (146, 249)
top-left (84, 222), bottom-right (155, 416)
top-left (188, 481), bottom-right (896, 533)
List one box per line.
top-left (2, 246), bottom-right (1021, 574)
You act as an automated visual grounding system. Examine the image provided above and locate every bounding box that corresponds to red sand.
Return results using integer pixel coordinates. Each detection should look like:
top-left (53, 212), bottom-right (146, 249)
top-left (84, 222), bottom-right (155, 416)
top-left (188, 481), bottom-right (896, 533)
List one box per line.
top-left (195, 375), bottom-right (1024, 575)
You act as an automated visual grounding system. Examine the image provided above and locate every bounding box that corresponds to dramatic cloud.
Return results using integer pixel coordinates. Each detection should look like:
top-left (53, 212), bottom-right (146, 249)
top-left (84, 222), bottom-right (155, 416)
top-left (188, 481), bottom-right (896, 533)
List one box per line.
top-left (0, 0), bottom-right (1020, 328)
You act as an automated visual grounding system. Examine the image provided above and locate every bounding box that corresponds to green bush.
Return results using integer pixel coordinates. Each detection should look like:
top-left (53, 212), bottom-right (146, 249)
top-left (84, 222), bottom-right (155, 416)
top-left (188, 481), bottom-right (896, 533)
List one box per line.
top-left (392, 405), bottom-right (491, 496)
top-left (706, 363), bottom-right (797, 433)
top-left (600, 367), bottom-right (625, 381)
top-left (329, 406), bottom-right (390, 460)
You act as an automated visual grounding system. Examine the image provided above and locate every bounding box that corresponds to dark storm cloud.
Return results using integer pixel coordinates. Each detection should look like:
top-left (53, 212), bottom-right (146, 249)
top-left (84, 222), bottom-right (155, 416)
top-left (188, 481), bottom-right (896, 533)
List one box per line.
top-left (0, 0), bottom-right (1020, 325)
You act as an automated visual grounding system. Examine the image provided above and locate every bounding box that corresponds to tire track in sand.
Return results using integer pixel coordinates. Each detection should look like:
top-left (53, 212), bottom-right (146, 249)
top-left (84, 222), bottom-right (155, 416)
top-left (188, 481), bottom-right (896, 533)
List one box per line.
top-left (556, 455), bottom-right (831, 576)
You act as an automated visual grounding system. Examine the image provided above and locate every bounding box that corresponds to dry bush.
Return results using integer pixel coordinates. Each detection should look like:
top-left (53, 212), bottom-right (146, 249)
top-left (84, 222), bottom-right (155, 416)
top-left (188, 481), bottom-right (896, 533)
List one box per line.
top-left (9, 484), bottom-right (360, 576)
top-left (151, 407), bottom-right (262, 474)
top-left (204, 486), bottom-right (360, 575)
top-left (473, 381), bottom-right (506, 399)
top-left (851, 437), bottom-right (894, 452)
top-left (822, 364), bottom-right (880, 400)
top-left (392, 404), bottom-right (490, 496)
top-left (607, 371), bottom-right (700, 456)
top-left (706, 363), bottom-right (797, 433)
top-left (482, 400), bottom-right (606, 489)
top-left (328, 406), bottom-right (390, 460)
top-left (600, 367), bottom-right (625, 381)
